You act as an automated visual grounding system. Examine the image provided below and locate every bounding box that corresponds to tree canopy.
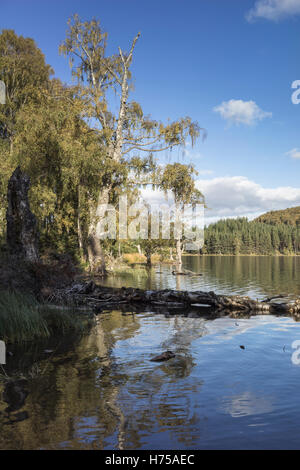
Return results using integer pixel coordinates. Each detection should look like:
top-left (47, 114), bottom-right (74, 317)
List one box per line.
top-left (0, 21), bottom-right (206, 271)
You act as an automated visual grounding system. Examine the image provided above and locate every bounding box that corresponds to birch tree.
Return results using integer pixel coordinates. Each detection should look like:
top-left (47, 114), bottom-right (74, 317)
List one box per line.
top-left (60, 15), bottom-right (204, 273)
top-left (159, 163), bottom-right (204, 266)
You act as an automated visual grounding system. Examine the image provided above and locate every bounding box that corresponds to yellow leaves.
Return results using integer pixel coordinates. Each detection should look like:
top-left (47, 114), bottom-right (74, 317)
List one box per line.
top-left (29, 184), bottom-right (56, 221)
top-left (159, 163), bottom-right (204, 205)
top-left (129, 101), bottom-right (143, 119)
top-left (156, 117), bottom-right (204, 149)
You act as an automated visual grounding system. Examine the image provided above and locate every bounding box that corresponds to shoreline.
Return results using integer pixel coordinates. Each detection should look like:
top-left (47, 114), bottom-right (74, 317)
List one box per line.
top-left (183, 253), bottom-right (300, 257)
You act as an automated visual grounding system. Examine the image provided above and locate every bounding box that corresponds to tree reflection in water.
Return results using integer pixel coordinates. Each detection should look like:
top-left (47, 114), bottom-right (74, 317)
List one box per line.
top-left (0, 309), bottom-right (206, 449)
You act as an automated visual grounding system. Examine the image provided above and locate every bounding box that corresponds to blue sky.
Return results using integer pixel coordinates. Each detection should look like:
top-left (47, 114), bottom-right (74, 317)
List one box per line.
top-left (1, 0), bottom-right (300, 222)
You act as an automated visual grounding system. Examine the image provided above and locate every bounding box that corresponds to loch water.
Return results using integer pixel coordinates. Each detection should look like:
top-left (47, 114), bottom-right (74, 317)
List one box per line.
top-left (0, 256), bottom-right (300, 450)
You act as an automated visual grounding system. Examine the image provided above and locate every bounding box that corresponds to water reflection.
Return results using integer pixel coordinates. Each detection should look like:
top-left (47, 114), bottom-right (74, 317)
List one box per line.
top-left (100, 255), bottom-right (300, 299)
top-left (0, 256), bottom-right (298, 449)
top-left (1, 308), bottom-right (300, 449)
top-left (220, 391), bottom-right (275, 418)
top-left (0, 311), bottom-right (205, 449)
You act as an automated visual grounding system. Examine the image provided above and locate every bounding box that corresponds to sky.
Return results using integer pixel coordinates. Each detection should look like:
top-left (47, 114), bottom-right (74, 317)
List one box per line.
top-left (1, 0), bottom-right (300, 224)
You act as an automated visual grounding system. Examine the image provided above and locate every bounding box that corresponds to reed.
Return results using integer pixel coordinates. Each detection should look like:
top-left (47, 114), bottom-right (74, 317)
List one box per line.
top-left (0, 290), bottom-right (92, 343)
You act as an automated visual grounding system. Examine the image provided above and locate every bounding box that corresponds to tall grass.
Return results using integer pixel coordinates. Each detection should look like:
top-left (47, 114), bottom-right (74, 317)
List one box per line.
top-left (0, 291), bottom-right (92, 343)
top-left (0, 291), bottom-right (49, 343)
top-left (122, 253), bottom-right (147, 265)
top-left (122, 252), bottom-right (173, 266)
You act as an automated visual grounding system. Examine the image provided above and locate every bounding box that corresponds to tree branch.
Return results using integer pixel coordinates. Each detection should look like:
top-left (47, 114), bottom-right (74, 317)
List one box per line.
top-left (122, 143), bottom-right (176, 156)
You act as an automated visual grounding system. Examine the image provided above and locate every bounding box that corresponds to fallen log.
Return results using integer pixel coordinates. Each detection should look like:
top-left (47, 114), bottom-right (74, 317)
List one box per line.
top-left (46, 281), bottom-right (300, 318)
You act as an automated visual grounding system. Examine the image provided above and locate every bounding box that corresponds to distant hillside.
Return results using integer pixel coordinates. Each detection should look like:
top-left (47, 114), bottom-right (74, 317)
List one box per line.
top-left (201, 217), bottom-right (299, 255)
top-left (255, 206), bottom-right (300, 226)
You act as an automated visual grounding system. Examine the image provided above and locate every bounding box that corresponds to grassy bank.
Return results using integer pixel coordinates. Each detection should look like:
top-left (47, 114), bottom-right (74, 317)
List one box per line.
top-left (0, 291), bottom-right (93, 343)
top-left (122, 253), bottom-right (175, 265)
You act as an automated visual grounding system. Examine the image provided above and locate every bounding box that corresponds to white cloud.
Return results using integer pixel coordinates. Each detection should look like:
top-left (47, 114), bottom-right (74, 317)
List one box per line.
top-left (213, 99), bottom-right (272, 126)
top-left (196, 176), bottom-right (300, 224)
top-left (246, 0), bottom-right (300, 22)
top-left (140, 186), bottom-right (173, 206)
top-left (286, 148), bottom-right (300, 159)
top-left (140, 176), bottom-right (300, 226)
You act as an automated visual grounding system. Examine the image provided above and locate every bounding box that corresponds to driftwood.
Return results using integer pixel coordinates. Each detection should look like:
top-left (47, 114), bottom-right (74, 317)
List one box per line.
top-left (45, 281), bottom-right (300, 319)
top-left (172, 269), bottom-right (202, 276)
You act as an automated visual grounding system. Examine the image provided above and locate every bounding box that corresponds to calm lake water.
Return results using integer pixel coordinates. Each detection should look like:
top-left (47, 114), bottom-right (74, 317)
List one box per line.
top-left (1, 256), bottom-right (300, 450)
top-left (101, 255), bottom-right (300, 299)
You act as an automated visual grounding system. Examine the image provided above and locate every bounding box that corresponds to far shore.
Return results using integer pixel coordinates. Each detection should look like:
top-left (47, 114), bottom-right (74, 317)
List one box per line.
top-left (182, 253), bottom-right (300, 257)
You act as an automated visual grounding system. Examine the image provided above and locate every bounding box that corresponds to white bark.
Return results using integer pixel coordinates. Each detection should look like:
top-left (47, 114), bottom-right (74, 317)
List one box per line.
top-left (90, 33), bottom-right (140, 271)
top-left (111, 32), bottom-right (140, 162)
top-left (176, 238), bottom-right (182, 266)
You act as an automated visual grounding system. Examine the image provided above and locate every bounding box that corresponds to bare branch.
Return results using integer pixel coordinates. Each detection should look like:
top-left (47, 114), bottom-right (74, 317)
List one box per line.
top-left (123, 136), bottom-right (161, 147)
top-left (126, 32), bottom-right (141, 66)
top-left (76, 33), bottom-right (97, 89)
top-left (105, 63), bottom-right (122, 86)
top-left (122, 143), bottom-right (175, 156)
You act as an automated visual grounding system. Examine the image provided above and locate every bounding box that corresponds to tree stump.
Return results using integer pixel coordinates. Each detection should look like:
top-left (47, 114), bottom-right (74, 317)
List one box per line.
top-left (6, 166), bottom-right (39, 262)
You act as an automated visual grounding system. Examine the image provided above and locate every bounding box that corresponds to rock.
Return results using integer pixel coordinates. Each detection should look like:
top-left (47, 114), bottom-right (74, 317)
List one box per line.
top-left (6, 167), bottom-right (39, 262)
top-left (150, 351), bottom-right (176, 362)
